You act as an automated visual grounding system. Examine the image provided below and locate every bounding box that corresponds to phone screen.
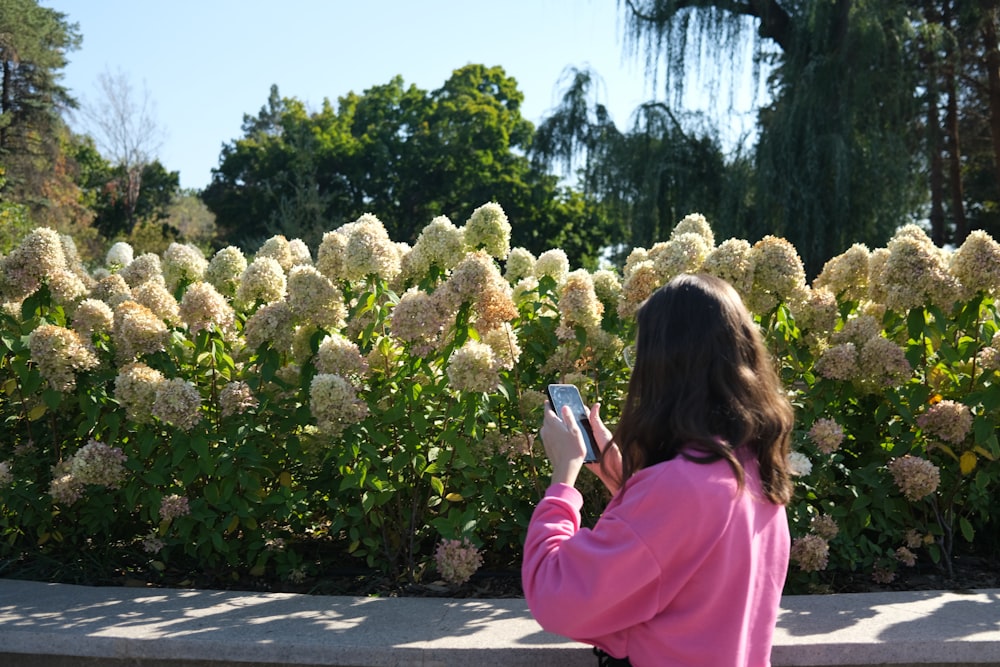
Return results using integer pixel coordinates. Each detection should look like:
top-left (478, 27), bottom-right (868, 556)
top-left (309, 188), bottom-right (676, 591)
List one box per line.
top-left (546, 384), bottom-right (599, 463)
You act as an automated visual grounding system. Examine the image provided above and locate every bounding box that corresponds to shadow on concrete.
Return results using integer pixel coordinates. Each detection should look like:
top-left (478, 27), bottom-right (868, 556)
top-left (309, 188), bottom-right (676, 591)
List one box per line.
top-left (776, 592), bottom-right (886, 636)
top-left (877, 591), bottom-right (1000, 644)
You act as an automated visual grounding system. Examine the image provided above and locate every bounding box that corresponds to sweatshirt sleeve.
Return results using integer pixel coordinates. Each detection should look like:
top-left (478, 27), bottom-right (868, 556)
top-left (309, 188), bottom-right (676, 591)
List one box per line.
top-left (521, 482), bottom-right (663, 641)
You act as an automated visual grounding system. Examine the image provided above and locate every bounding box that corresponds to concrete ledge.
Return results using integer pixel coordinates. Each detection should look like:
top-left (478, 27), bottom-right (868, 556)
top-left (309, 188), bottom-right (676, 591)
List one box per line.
top-left (0, 579), bottom-right (997, 666)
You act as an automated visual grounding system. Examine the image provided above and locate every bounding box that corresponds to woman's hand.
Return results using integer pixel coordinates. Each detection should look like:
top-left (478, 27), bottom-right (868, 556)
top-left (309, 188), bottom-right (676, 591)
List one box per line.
top-left (539, 402), bottom-right (587, 487)
top-left (586, 403), bottom-right (623, 495)
top-left (539, 401), bottom-right (624, 494)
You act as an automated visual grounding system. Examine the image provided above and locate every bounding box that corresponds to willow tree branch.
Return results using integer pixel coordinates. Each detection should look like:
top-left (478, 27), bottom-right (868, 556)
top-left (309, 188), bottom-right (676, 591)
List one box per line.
top-left (623, 0), bottom-right (792, 51)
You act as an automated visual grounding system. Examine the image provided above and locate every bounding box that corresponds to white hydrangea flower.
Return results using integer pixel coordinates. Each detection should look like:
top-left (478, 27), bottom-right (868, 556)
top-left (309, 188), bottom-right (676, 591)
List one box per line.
top-left (105, 242), bottom-right (135, 269)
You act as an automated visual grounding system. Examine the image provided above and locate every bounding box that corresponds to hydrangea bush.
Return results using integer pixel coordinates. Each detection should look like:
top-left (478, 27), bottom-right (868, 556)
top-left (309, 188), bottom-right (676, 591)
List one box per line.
top-left (1, 207), bottom-right (998, 593)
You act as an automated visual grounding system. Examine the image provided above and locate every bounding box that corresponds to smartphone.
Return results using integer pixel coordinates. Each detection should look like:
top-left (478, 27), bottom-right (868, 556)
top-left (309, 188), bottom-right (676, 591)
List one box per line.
top-left (546, 384), bottom-right (600, 463)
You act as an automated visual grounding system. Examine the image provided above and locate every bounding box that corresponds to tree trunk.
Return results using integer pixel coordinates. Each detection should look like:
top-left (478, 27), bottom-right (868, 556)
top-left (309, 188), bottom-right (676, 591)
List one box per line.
top-left (925, 16), bottom-right (946, 246)
top-left (979, 6), bottom-right (1000, 199)
top-left (1, 59), bottom-right (10, 152)
top-left (945, 71), bottom-right (967, 244)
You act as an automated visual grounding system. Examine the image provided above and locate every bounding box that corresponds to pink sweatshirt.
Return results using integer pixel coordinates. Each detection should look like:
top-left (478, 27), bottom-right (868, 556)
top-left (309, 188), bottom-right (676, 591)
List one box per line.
top-left (522, 452), bottom-right (789, 667)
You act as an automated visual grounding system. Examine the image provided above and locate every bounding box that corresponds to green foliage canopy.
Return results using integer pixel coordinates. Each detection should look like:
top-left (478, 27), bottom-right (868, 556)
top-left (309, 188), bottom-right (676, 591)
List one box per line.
top-left (203, 65), bottom-right (610, 267)
top-left (0, 0), bottom-right (81, 216)
top-left (613, 1), bottom-right (926, 276)
top-left (531, 67), bottom-right (753, 258)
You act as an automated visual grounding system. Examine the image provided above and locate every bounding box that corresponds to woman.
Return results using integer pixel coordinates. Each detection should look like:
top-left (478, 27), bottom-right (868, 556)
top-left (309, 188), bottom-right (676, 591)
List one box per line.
top-left (522, 273), bottom-right (794, 667)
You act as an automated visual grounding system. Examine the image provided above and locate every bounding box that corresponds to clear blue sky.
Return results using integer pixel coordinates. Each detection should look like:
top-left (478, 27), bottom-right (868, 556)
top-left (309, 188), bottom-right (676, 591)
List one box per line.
top-left (46, 1), bottom-right (764, 191)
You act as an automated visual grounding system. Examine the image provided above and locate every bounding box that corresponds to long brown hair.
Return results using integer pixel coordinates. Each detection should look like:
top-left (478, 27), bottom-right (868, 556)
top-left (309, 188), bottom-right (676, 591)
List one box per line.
top-left (609, 273), bottom-right (794, 504)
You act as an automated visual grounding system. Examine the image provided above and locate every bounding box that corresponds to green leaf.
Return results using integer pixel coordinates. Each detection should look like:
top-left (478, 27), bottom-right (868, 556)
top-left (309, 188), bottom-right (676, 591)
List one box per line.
top-left (906, 307), bottom-right (926, 342)
top-left (974, 415), bottom-right (994, 446)
top-left (204, 483), bottom-right (221, 505)
top-left (959, 517), bottom-right (975, 543)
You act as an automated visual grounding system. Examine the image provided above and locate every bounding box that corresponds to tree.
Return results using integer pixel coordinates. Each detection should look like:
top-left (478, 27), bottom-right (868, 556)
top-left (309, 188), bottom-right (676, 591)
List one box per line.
top-left (75, 67), bottom-right (167, 235)
top-left (618, 0), bottom-right (924, 276)
top-left (0, 168), bottom-right (31, 253)
top-left (0, 0), bottom-right (82, 218)
top-left (203, 66), bottom-right (609, 265)
top-left (164, 189), bottom-right (217, 248)
top-left (0, 0), bottom-right (79, 153)
top-left (203, 86), bottom-right (336, 249)
top-left (87, 159), bottom-right (180, 239)
top-left (532, 67), bottom-right (752, 257)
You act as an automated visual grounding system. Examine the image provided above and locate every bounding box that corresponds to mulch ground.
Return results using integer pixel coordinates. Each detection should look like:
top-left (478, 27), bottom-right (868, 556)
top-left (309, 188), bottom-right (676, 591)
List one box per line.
top-left (137, 553), bottom-right (999, 599)
top-left (5, 545), bottom-right (997, 599)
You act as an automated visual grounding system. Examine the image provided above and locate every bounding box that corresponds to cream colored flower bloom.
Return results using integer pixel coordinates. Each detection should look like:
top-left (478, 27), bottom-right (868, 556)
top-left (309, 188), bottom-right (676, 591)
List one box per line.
top-left (309, 373), bottom-right (369, 436)
top-left (434, 538), bottom-right (483, 586)
top-left (888, 455), bottom-right (940, 501)
top-left (69, 439), bottom-right (127, 488)
top-left (650, 233), bottom-right (711, 284)
top-left (389, 287), bottom-right (451, 353)
top-left (808, 418), bottom-right (844, 455)
top-left (832, 314), bottom-right (882, 348)
top-left (591, 269), bottom-right (622, 310)
top-left (286, 265), bottom-right (346, 328)
top-left (48, 460), bottom-right (83, 505)
top-left (47, 268), bottom-right (88, 310)
top-left (257, 235), bottom-right (295, 271)
top-left (92, 274), bottom-right (133, 308)
top-left (27, 324), bottom-right (99, 392)
top-left (618, 260), bottom-right (659, 319)
top-left (447, 339), bottom-right (500, 393)
top-left (341, 213), bottom-right (402, 282)
top-left (866, 248), bottom-right (891, 305)
top-left (114, 362), bottom-right (165, 424)
top-left (504, 247), bottom-right (536, 284)
top-left (132, 280), bottom-right (181, 326)
top-left (815, 342), bottom-right (858, 381)
top-left (443, 251), bottom-right (516, 330)
top-left (152, 377), bottom-right (203, 431)
top-left (162, 242), bottom-right (208, 292)
top-left (219, 380), bottom-right (258, 417)
top-left (105, 242), bottom-right (134, 269)
top-left (288, 238), bottom-right (313, 266)
top-left (463, 202), bottom-right (511, 260)
top-left (978, 332), bottom-right (1000, 371)
top-left (534, 249), bottom-right (570, 284)
top-left (950, 230), bottom-right (1000, 296)
top-left (418, 215), bottom-right (466, 268)
top-left (180, 281), bottom-right (235, 336)
top-left (810, 515), bottom-right (839, 540)
top-left (558, 269), bottom-right (603, 332)
top-left (748, 236), bottom-right (806, 313)
top-left (316, 229), bottom-right (349, 282)
top-left (623, 247), bottom-right (650, 276)
top-left (205, 246), bottom-right (248, 299)
top-left (315, 333), bottom-right (369, 379)
top-left (814, 244), bottom-right (870, 302)
top-left (237, 256), bottom-right (286, 307)
top-left (0, 227), bottom-right (67, 301)
top-left (883, 230), bottom-right (960, 313)
top-left (787, 451), bottom-right (813, 477)
top-left (118, 253), bottom-right (164, 288)
top-left (790, 534), bottom-right (829, 572)
top-left (702, 238), bottom-right (754, 301)
top-left (72, 298), bottom-right (115, 340)
top-left (113, 300), bottom-right (169, 361)
top-left (243, 300), bottom-right (296, 353)
top-left (483, 322), bottom-right (521, 370)
top-left (403, 215), bottom-right (466, 279)
top-left (671, 213), bottom-right (714, 247)
top-left (916, 399), bottom-right (972, 445)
